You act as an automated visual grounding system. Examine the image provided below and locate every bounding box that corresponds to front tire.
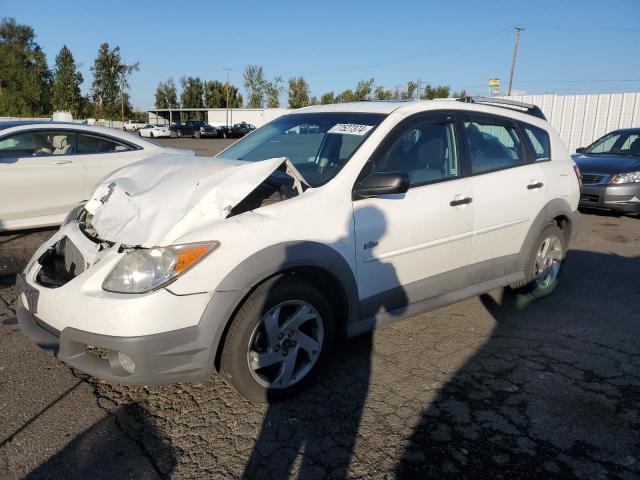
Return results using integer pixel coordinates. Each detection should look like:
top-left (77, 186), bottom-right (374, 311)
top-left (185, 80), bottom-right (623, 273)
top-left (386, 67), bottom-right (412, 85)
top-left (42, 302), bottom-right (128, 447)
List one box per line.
top-left (512, 224), bottom-right (566, 298)
top-left (220, 274), bottom-right (334, 403)
top-left (150, 132), bottom-right (154, 138)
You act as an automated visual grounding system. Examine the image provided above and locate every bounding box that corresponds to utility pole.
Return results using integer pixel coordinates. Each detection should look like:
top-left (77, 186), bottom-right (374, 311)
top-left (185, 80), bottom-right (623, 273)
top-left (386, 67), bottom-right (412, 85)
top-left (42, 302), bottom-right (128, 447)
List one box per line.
top-left (417, 78), bottom-right (421, 101)
top-left (119, 74), bottom-right (125, 125)
top-left (223, 67), bottom-right (232, 127)
top-left (507, 26), bottom-right (525, 96)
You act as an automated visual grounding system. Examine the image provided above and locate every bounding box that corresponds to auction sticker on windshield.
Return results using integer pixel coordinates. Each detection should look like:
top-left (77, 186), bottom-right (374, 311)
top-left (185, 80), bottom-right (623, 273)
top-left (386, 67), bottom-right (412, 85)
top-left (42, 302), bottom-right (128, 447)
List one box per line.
top-left (327, 124), bottom-right (374, 135)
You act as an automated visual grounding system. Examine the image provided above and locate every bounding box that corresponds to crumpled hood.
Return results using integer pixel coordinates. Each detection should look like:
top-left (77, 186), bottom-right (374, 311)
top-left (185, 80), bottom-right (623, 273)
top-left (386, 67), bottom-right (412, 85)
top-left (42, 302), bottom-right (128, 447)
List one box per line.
top-left (84, 154), bottom-right (294, 247)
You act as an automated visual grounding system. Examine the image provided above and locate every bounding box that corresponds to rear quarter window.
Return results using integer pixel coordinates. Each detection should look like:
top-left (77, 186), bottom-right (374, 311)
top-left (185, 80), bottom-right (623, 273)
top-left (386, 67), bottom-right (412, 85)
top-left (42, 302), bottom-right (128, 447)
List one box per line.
top-left (521, 124), bottom-right (551, 161)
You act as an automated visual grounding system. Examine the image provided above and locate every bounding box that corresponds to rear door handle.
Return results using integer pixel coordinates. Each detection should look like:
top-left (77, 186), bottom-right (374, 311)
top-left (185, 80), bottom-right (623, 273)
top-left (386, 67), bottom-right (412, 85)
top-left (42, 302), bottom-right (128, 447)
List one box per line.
top-left (51, 160), bottom-right (72, 165)
top-left (527, 182), bottom-right (544, 190)
top-left (450, 196), bottom-right (473, 207)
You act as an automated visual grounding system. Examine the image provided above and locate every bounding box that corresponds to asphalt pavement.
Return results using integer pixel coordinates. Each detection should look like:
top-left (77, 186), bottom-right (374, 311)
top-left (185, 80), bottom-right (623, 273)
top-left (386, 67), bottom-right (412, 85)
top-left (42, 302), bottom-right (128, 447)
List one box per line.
top-left (1, 138), bottom-right (639, 479)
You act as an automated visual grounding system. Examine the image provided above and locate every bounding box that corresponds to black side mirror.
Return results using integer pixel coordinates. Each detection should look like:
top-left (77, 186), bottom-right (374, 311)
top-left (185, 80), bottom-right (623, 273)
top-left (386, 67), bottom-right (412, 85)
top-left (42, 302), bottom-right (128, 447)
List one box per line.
top-left (575, 147), bottom-right (585, 154)
top-left (354, 171), bottom-right (410, 199)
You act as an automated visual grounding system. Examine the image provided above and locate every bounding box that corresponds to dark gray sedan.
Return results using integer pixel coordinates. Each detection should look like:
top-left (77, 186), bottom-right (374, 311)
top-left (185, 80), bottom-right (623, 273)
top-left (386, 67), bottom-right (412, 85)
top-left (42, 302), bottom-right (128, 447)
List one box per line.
top-left (572, 128), bottom-right (640, 214)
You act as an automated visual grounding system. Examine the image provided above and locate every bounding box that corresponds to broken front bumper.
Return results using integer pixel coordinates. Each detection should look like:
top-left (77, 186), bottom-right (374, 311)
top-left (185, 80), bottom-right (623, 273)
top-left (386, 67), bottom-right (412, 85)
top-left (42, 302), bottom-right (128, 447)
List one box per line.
top-left (15, 222), bottom-right (220, 384)
top-left (17, 293), bottom-right (213, 384)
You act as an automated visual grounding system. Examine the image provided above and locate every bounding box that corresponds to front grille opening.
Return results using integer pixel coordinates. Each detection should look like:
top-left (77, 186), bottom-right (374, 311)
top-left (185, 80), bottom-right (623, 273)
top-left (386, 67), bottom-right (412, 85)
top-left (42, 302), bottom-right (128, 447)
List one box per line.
top-left (36, 237), bottom-right (86, 288)
top-left (581, 174), bottom-right (603, 185)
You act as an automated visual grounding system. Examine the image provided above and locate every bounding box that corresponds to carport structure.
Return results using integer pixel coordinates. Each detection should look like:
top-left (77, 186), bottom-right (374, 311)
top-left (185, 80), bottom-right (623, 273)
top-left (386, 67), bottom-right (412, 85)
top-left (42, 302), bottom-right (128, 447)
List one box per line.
top-left (148, 108), bottom-right (209, 126)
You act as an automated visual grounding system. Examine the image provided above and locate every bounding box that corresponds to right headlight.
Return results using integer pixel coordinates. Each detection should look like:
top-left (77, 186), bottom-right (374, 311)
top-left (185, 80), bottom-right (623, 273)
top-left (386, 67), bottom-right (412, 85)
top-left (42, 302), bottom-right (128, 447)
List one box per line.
top-left (610, 171), bottom-right (640, 184)
top-left (103, 242), bottom-right (219, 294)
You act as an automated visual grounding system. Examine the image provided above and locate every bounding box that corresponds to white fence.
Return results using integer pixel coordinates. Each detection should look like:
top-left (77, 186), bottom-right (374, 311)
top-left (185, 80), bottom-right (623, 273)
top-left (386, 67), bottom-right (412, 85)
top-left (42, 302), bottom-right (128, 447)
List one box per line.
top-left (502, 93), bottom-right (640, 153)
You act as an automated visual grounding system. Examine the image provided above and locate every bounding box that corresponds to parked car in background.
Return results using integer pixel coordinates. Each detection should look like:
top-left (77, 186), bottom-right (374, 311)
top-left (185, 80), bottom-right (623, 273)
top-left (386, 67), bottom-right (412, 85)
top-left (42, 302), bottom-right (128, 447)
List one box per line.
top-left (171, 120), bottom-right (217, 138)
top-left (138, 124), bottom-right (171, 138)
top-left (0, 121), bottom-right (194, 231)
top-left (230, 122), bottom-right (256, 138)
top-left (210, 125), bottom-right (231, 139)
top-left (123, 120), bottom-right (146, 132)
top-left (572, 128), bottom-right (640, 215)
top-left (17, 99), bottom-right (579, 402)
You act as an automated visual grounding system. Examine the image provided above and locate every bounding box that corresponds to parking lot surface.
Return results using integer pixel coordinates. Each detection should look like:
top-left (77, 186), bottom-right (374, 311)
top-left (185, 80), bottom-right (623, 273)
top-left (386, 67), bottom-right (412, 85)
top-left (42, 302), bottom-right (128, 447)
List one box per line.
top-left (1, 138), bottom-right (639, 479)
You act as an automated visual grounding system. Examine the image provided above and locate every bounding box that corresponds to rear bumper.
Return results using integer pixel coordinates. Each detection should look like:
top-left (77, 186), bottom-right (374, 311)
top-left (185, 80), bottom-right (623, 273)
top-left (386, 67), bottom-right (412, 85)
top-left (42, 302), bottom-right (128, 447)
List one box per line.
top-left (579, 183), bottom-right (640, 213)
top-left (17, 296), bottom-right (213, 384)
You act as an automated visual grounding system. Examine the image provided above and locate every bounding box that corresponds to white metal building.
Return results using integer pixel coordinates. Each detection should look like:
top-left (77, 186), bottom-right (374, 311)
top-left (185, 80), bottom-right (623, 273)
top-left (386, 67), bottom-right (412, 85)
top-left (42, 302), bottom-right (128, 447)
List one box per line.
top-left (502, 92), bottom-right (640, 152)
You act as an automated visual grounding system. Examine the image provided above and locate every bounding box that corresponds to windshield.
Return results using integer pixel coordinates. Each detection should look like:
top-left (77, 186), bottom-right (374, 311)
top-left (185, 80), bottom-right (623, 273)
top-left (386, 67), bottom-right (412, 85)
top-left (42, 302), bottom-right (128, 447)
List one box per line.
top-left (584, 131), bottom-right (640, 156)
top-left (219, 112), bottom-right (386, 186)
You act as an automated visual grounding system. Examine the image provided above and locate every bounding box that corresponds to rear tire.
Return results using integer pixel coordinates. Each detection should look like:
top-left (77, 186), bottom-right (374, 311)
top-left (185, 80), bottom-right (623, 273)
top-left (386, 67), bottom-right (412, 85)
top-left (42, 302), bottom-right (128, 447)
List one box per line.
top-left (220, 274), bottom-right (335, 403)
top-left (511, 224), bottom-right (566, 298)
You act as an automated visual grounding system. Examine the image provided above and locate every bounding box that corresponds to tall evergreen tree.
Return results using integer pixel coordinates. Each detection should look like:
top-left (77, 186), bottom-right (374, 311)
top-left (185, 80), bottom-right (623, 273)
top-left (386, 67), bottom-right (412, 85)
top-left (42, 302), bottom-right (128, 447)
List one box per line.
top-left (0, 18), bottom-right (52, 116)
top-left (155, 78), bottom-right (179, 109)
top-left (52, 45), bottom-right (83, 116)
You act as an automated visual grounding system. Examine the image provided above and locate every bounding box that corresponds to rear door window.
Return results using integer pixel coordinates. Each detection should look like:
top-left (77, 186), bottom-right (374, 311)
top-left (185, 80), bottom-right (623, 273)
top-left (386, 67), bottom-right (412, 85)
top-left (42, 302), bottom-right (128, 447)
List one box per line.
top-left (464, 118), bottom-right (525, 174)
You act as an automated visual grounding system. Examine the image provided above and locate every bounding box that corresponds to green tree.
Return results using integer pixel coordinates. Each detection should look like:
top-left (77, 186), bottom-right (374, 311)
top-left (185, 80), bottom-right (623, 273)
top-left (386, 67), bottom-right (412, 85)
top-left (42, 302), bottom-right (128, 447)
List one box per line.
top-left (204, 80), bottom-right (242, 108)
top-left (204, 80), bottom-right (225, 108)
top-left (154, 79), bottom-right (179, 109)
top-left (337, 78), bottom-right (374, 102)
top-left (91, 43), bottom-right (138, 120)
top-left (180, 76), bottom-right (204, 109)
top-left (265, 76), bottom-right (284, 108)
top-left (0, 18), bottom-right (52, 116)
top-left (451, 89), bottom-right (468, 98)
top-left (243, 65), bottom-right (267, 108)
top-left (51, 45), bottom-right (84, 116)
top-left (320, 92), bottom-right (336, 104)
top-left (374, 85), bottom-right (393, 100)
top-left (393, 81), bottom-right (417, 100)
top-left (287, 76), bottom-right (310, 109)
top-left (423, 84), bottom-right (450, 99)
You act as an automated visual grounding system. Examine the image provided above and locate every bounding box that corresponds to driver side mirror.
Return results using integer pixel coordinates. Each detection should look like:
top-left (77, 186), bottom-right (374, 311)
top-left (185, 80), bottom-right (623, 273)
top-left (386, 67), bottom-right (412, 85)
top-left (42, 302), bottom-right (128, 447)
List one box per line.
top-left (354, 171), bottom-right (410, 199)
top-left (575, 147), bottom-right (585, 154)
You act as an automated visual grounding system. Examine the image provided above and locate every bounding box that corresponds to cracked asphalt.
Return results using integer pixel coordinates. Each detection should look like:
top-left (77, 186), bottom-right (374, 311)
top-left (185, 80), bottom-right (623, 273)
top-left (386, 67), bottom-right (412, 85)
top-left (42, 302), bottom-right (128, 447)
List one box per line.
top-left (1, 139), bottom-right (639, 479)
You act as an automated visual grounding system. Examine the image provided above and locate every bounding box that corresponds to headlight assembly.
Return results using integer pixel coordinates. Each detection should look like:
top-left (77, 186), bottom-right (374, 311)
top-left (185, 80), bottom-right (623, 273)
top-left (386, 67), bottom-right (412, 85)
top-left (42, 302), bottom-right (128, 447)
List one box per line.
top-left (610, 171), bottom-right (640, 184)
top-left (102, 242), bottom-right (219, 294)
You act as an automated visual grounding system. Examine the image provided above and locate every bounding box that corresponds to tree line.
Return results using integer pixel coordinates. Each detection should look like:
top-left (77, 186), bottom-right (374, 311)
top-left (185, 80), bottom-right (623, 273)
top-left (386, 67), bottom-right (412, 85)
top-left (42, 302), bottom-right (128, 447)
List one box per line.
top-left (159, 65), bottom-right (467, 111)
top-left (0, 17), bottom-right (139, 120)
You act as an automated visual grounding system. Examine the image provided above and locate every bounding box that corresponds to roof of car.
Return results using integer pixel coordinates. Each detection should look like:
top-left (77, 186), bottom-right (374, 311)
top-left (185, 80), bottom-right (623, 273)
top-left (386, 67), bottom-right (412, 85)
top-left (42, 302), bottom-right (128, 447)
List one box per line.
top-left (298, 101), bottom-right (411, 114)
top-left (611, 127), bottom-right (640, 133)
top-left (0, 120), bottom-right (82, 130)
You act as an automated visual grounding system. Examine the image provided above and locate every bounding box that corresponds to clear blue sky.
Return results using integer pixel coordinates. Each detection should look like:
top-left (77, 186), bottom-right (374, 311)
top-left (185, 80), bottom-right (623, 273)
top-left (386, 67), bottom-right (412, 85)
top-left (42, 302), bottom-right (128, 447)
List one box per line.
top-left (3, 0), bottom-right (639, 110)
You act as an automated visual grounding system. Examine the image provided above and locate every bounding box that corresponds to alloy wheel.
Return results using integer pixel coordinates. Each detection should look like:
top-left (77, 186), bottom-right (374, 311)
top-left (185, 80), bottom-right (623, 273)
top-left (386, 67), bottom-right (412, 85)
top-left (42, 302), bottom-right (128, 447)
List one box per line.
top-left (247, 300), bottom-right (324, 389)
top-left (534, 234), bottom-right (563, 289)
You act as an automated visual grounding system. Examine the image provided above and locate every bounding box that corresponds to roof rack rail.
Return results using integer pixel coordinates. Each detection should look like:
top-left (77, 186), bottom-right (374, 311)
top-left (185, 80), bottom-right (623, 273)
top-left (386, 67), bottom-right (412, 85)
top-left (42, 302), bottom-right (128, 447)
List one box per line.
top-left (457, 96), bottom-right (546, 120)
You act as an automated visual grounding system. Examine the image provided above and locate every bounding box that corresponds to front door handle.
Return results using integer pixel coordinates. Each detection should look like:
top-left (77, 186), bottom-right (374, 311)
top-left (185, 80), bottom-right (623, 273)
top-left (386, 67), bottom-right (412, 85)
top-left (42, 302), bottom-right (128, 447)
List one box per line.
top-left (527, 182), bottom-right (544, 190)
top-left (450, 196), bottom-right (473, 207)
top-left (51, 160), bottom-right (72, 165)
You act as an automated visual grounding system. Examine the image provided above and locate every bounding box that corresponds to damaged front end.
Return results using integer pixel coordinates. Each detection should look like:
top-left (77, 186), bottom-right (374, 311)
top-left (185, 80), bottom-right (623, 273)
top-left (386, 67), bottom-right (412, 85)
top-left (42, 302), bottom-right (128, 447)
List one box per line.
top-left (29, 156), bottom-right (308, 290)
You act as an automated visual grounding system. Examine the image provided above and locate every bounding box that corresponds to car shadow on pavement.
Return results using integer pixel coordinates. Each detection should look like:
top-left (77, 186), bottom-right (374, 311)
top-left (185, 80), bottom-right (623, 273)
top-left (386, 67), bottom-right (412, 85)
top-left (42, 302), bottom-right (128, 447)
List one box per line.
top-left (395, 250), bottom-right (640, 479)
top-left (24, 403), bottom-right (176, 480)
top-left (242, 205), bottom-right (407, 479)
